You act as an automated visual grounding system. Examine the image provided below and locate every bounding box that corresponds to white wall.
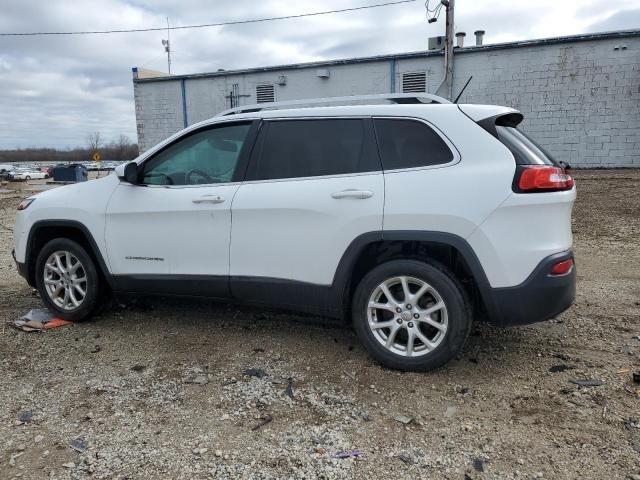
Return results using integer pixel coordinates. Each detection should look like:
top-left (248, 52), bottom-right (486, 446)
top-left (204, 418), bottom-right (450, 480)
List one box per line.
top-left (133, 80), bottom-right (184, 152)
top-left (134, 33), bottom-right (640, 167)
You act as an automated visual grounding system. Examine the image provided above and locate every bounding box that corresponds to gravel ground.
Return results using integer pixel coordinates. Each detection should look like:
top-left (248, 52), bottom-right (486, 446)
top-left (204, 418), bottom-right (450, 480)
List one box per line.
top-left (0, 170), bottom-right (639, 480)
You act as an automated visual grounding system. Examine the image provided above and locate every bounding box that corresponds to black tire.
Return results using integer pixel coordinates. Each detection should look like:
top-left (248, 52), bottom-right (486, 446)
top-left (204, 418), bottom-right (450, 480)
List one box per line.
top-left (352, 259), bottom-right (471, 372)
top-left (35, 238), bottom-right (102, 322)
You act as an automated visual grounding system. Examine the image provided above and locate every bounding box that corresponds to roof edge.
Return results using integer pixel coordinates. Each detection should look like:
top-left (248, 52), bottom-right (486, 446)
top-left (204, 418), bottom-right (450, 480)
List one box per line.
top-left (134, 28), bottom-right (640, 83)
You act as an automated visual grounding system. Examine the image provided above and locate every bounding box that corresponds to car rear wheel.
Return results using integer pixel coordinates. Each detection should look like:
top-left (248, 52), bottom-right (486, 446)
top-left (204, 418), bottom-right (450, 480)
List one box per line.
top-left (35, 238), bottom-right (101, 321)
top-left (352, 259), bottom-right (471, 372)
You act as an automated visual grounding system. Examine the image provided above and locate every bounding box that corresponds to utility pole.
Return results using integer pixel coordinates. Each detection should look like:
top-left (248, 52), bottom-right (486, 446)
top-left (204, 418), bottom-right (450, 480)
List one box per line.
top-left (162, 17), bottom-right (171, 74)
top-left (435, 0), bottom-right (454, 100)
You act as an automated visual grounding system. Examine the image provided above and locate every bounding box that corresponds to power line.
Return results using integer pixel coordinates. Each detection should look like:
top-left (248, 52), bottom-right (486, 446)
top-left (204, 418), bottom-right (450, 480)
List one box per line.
top-left (425, 0), bottom-right (445, 23)
top-left (0, 0), bottom-right (417, 37)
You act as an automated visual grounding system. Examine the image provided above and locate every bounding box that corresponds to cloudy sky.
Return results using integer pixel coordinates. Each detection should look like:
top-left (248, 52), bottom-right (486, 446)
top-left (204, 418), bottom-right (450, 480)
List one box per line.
top-left (0, 0), bottom-right (638, 149)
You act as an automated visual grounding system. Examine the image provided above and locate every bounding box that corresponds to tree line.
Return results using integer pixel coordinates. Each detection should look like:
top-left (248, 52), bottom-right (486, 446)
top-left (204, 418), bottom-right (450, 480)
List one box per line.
top-left (0, 133), bottom-right (139, 164)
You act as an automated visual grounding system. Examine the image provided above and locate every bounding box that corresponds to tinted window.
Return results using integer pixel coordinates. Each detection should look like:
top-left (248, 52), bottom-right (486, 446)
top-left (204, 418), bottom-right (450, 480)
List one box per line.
top-left (374, 119), bottom-right (453, 170)
top-left (249, 119), bottom-right (380, 181)
top-left (496, 126), bottom-right (557, 166)
top-left (142, 123), bottom-right (251, 185)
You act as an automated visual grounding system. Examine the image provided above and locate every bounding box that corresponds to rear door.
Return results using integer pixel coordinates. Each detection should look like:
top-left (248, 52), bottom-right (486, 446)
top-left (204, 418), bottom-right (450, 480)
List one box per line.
top-left (373, 117), bottom-right (468, 235)
top-left (229, 117), bottom-right (384, 302)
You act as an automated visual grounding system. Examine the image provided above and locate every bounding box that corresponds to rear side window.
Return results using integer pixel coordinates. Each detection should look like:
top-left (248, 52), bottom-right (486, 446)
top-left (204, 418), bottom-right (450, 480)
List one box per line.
top-left (373, 118), bottom-right (454, 170)
top-left (248, 118), bottom-right (380, 181)
top-left (496, 126), bottom-right (557, 166)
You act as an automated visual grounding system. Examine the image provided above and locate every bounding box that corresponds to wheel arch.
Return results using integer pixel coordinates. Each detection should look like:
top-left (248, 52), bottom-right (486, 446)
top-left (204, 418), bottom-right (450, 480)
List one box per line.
top-left (25, 220), bottom-right (113, 289)
top-left (331, 231), bottom-right (497, 321)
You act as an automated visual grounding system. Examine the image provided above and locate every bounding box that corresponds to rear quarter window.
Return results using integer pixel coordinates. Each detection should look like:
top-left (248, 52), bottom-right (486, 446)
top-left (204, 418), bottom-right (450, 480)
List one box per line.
top-left (373, 118), bottom-right (454, 170)
top-left (495, 126), bottom-right (558, 166)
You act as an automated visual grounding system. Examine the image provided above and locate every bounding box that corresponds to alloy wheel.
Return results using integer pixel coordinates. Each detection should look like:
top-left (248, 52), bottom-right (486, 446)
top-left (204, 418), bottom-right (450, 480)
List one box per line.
top-left (43, 250), bottom-right (88, 310)
top-left (367, 276), bottom-right (448, 357)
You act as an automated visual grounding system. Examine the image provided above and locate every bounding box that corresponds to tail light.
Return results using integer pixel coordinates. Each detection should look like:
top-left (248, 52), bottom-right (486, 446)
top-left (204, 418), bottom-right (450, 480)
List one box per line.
top-left (550, 258), bottom-right (574, 276)
top-left (515, 166), bottom-right (574, 193)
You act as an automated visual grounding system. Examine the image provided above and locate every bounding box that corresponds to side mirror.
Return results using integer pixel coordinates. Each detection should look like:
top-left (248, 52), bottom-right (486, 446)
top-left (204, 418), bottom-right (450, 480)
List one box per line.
top-left (117, 162), bottom-right (139, 184)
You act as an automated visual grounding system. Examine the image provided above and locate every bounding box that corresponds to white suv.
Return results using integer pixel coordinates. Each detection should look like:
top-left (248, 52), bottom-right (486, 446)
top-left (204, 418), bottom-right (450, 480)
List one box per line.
top-left (12, 94), bottom-right (576, 371)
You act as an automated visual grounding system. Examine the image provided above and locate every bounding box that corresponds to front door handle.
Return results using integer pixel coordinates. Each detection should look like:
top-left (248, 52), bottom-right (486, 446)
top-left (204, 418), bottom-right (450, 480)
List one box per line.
top-left (331, 189), bottom-right (374, 199)
top-left (192, 195), bottom-right (225, 204)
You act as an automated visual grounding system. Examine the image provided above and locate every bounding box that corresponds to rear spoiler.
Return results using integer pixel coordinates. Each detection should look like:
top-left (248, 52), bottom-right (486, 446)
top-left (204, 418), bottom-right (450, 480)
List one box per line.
top-left (459, 104), bottom-right (570, 170)
top-left (457, 104), bottom-right (523, 137)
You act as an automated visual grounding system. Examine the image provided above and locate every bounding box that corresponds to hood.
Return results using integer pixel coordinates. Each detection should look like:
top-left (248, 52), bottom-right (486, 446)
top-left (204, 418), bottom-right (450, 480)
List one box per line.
top-left (26, 173), bottom-right (118, 203)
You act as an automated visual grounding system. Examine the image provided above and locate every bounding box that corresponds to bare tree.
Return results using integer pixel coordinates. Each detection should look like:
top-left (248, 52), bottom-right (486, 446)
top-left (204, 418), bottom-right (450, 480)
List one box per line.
top-left (86, 132), bottom-right (102, 153)
top-left (116, 134), bottom-right (130, 159)
top-left (0, 139), bottom-right (139, 164)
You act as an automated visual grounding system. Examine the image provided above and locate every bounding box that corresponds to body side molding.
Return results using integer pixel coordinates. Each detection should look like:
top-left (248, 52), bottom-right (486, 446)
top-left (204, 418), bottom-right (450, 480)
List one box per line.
top-left (24, 225), bottom-right (570, 326)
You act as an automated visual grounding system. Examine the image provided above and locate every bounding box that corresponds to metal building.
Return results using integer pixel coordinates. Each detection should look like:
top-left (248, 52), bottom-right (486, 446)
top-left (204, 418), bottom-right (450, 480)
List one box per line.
top-left (133, 29), bottom-right (640, 167)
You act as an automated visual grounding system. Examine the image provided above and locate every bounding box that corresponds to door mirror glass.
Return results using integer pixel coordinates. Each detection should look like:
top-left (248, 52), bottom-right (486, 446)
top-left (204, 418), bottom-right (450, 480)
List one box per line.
top-left (118, 162), bottom-right (139, 184)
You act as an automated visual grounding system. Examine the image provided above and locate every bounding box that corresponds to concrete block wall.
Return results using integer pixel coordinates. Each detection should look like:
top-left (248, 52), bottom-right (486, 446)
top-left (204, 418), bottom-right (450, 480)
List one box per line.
top-left (134, 31), bottom-right (639, 167)
top-left (449, 37), bottom-right (640, 167)
top-left (182, 62), bottom-right (396, 126)
top-left (133, 80), bottom-right (185, 152)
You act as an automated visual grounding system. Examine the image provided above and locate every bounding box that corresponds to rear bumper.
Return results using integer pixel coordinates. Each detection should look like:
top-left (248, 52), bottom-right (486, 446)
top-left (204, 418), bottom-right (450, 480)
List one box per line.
top-left (485, 250), bottom-right (576, 326)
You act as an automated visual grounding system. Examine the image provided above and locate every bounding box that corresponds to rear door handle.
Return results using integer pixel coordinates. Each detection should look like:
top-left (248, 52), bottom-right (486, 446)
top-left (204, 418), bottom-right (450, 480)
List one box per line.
top-left (192, 195), bottom-right (225, 204)
top-left (331, 189), bottom-right (374, 199)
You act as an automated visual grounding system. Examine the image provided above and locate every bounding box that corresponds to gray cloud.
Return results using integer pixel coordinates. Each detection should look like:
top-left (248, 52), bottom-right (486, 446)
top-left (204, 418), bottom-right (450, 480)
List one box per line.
top-left (0, 0), bottom-right (636, 148)
top-left (586, 8), bottom-right (640, 33)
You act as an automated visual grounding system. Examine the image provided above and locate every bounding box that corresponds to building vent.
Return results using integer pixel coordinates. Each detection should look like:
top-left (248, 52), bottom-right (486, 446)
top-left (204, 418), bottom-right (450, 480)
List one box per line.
top-left (402, 72), bottom-right (427, 93)
top-left (428, 36), bottom-right (445, 50)
top-left (256, 84), bottom-right (275, 103)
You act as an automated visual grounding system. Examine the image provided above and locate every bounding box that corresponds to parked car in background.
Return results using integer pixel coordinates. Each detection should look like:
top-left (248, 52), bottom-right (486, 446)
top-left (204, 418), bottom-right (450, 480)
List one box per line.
top-left (0, 164), bottom-right (16, 181)
top-left (39, 166), bottom-right (54, 177)
top-left (12, 93), bottom-right (576, 372)
top-left (9, 168), bottom-right (49, 181)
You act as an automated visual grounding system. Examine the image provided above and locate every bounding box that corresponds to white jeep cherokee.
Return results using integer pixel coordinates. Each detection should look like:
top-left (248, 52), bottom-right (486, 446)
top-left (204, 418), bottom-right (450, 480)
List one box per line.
top-left (13, 94), bottom-right (576, 371)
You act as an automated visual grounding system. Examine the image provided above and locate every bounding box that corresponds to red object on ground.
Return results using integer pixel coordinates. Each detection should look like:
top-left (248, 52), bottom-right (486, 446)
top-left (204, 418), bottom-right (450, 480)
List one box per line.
top-left (43, 318), bottom-right (73, 329)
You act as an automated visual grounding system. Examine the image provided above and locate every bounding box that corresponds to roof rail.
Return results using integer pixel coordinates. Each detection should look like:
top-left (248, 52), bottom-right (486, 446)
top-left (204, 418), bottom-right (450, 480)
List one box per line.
top-left (215, 93), bottom-right (451, 116)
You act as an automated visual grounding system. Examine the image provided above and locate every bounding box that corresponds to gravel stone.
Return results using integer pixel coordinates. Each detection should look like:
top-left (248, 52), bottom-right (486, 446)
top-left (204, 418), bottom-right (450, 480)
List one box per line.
top-left (0, 171), bottom-right (638, 478)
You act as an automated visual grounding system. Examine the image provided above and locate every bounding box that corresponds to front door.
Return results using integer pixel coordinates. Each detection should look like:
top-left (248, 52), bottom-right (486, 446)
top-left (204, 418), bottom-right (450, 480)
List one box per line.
top-left (105, 121), bottom-right (257, 296)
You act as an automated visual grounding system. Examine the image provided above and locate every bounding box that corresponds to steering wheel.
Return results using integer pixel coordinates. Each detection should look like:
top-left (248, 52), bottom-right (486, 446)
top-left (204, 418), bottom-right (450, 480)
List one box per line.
top-left (186, 169), bottom-right (215, 185)
top-left (144, 171), bottom-right (174, 185)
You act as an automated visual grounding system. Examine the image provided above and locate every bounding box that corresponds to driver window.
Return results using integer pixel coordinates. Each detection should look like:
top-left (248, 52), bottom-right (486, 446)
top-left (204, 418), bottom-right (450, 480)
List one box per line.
top-left (142, 123), bottom-right (251, 186)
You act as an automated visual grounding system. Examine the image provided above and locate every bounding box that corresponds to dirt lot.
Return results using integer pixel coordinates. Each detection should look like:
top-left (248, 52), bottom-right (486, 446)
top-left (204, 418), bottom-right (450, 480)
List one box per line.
top-left (0, 170), bottom-right (639, 480)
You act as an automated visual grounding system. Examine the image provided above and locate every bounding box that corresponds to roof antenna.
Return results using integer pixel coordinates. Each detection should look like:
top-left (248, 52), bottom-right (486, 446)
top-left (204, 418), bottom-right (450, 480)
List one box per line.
top-left (454, 76), bottom-right (472, 103)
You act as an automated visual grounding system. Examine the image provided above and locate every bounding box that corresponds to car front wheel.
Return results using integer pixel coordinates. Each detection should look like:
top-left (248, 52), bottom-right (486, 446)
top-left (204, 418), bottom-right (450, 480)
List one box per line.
top-left (352, 259), bottom-right (471, 372)
top-left (35, 238), bottom-right (101, 321)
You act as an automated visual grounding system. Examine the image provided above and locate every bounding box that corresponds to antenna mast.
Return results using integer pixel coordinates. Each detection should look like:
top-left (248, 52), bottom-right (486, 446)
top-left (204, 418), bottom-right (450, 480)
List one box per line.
top-left (162, 17), bottom-right (171, 74)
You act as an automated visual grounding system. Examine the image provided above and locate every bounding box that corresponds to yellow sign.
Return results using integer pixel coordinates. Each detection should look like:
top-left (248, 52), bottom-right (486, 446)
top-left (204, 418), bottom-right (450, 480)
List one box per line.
top-left (93, 152), bottom-right (101, 162)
